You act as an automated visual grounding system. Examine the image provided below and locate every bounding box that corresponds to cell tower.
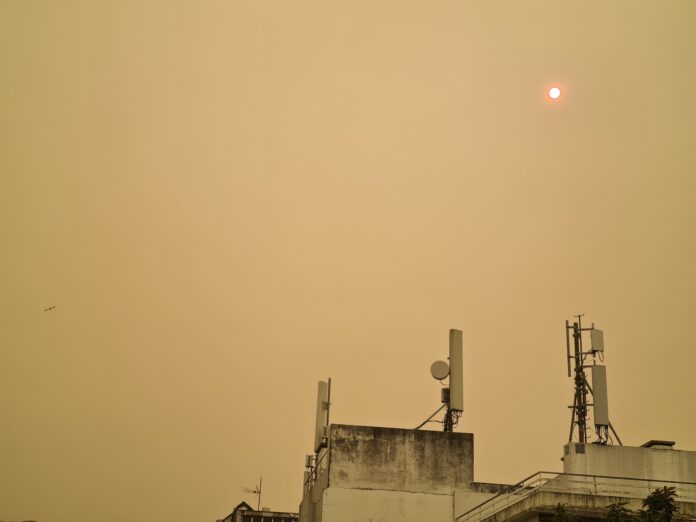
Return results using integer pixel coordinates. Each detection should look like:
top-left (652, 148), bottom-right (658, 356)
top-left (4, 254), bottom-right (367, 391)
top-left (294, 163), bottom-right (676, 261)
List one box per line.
top-left (565, 315), bottom-right (622, 445)
top-left (415, 329), bottom-right (464, 432)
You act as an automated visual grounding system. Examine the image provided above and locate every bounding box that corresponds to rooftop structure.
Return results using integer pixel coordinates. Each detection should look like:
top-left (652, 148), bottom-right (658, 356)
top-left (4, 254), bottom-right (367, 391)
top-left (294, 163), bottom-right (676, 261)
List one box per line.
top-left (457, 439), bottom-right (696, 522)
top-left (298, 323), bottom-right (696, 522)
top-left (458, 473), bottom-right (696, 522)
top-left (219, 501), bottom-right (298, 522)
top-left (300, 424), bottom-right (508, 522)
top-left (300, 427), bottom-right (696, 522)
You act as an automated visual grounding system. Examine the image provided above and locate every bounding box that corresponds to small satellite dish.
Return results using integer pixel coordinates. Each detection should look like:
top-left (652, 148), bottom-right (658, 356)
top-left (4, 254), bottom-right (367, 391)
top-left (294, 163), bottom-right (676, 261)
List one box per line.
top-left (430, 360), bottom-right (449, 380)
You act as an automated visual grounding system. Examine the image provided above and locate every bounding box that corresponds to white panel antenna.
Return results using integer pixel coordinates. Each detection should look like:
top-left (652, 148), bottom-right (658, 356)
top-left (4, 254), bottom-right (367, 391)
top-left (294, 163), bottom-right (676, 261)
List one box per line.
top-left (449, 329), bottom-right (464, 412)
top-left (591, 365), bottom-right (610, 426)
top-left (313, 380), bottom-right (330, 452)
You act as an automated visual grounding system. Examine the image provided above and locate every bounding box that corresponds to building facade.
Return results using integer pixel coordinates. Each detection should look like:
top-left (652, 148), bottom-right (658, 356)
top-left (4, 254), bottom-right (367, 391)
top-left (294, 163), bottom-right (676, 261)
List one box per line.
top-left (458, 440), bottom-right (696, 522)
top-left (300, 424), bottom-right (508, 522)
top-left (220, 501), bottom-right (298, 522)
top-left (300, 425), bottom-right (696, 522)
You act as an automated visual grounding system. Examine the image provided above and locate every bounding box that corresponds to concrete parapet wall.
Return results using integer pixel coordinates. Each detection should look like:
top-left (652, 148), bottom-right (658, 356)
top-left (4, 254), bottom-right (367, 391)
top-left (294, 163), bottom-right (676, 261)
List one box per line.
top-left (564, 444), bottom-right (696, 483)
top-left (300, 424), bottom-right (476, 522)
top-left (328, 424), bottom-right (474, 495)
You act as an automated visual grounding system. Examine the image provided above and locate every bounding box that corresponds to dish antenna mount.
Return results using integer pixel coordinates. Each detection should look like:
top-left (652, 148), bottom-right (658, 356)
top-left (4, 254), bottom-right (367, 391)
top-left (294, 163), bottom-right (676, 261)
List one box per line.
top-left (415, 329), bottom-right (463, 432)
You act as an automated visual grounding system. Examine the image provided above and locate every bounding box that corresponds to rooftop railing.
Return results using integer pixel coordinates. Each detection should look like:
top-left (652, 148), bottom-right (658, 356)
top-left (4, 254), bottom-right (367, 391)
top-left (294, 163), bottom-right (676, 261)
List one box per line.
top-left (456, 472), bottom-right (696, 522)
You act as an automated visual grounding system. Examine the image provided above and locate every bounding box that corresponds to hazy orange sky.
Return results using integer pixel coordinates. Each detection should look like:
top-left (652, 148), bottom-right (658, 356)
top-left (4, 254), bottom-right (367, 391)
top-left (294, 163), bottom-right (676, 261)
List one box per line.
top-left (2, 2), bottom-right (695, 521)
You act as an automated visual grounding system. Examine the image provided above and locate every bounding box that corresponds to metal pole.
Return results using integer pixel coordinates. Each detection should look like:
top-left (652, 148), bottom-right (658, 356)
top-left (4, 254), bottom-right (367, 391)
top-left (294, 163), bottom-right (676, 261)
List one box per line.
top-left (609, 422), bottom-right (624, 446)
top-left (444, 406), bottom-right (453, 432)
top-left (414, 403), bottom-right (447, 430)
top-left (326, 378), bottom-right (331, 430)
top-left (578, 316), bottom-right (589, 443)
top-left (568, 392), bottom-right (577, 443)
top-left (258, 476), bottom-right (262, 511)
top-left (573, 322), bottom-right (587, 443)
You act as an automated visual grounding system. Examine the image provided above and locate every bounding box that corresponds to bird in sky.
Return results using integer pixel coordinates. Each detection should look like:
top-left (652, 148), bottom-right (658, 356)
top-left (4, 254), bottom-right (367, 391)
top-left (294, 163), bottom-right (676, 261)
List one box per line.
top-left (44, 306), bottom-right (56, 312)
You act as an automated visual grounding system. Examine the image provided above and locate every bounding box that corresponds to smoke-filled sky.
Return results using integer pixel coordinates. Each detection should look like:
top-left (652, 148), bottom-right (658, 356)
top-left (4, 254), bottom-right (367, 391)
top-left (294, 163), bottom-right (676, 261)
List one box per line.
top-left (1, 1), bottom-right (695, 521)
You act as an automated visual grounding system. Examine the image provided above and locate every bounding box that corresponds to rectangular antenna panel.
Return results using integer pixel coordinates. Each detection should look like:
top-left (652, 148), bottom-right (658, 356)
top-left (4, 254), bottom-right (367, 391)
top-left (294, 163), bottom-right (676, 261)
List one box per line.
top-left (565, 321), bottom-right (572, 377)
top-left (314, 380), bottom-right (329, 452)
top-left (449, 329), bottom-right (464, 412)
top-left (591, 365), bottom-right (610, 426)
top-left (591, 329), bottom-right (605, 352)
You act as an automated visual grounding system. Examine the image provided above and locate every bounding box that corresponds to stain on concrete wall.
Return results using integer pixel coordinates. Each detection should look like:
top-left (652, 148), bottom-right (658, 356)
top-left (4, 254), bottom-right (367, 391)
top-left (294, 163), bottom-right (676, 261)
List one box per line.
top-left (328, 424), bottom-right (474, 495)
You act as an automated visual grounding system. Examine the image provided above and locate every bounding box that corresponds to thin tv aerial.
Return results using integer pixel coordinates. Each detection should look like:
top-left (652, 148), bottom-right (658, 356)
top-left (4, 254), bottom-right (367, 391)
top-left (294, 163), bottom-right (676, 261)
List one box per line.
top-left (416, 329), bottom-right (463, 432)
top-left (242, 476), bottom-right (262, 510)
top-left (564, 315), bottom-right (622, 445)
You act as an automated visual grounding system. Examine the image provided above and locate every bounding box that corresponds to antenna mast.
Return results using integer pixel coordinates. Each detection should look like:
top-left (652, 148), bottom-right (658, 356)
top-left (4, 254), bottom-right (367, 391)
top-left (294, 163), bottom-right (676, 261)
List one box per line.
top-left (313, 379), bottom-right (331, 452)
top-left (565, 316), bottom-right (622, 445)
top-left (567, 315), bottom-right (589, 443)
top-left (415, 329), bottom-right (463, 432)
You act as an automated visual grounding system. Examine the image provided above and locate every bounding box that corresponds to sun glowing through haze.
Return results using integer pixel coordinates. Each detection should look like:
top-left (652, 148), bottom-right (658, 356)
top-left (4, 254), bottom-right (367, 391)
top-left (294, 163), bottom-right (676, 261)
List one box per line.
top-left (548, 86), bottom-right (561, 100)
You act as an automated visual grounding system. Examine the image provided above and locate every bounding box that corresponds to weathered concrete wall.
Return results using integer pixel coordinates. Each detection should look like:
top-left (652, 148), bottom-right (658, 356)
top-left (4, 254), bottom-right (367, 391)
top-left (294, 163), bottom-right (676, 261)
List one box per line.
top-left (564, 443), bottom-right (696, 483)
top-left (299, 493), bottom-right (314, 522)
top-left (455, 482), bottom-right (511, 519)
top-left (300, 424), bottom-right (476, 522)
top-left (328, 424), bottom-right (474, 495)
top-left (321, 487), bottom-right (453, 522)
top-left (454, 490), bottom-right (500, 519)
